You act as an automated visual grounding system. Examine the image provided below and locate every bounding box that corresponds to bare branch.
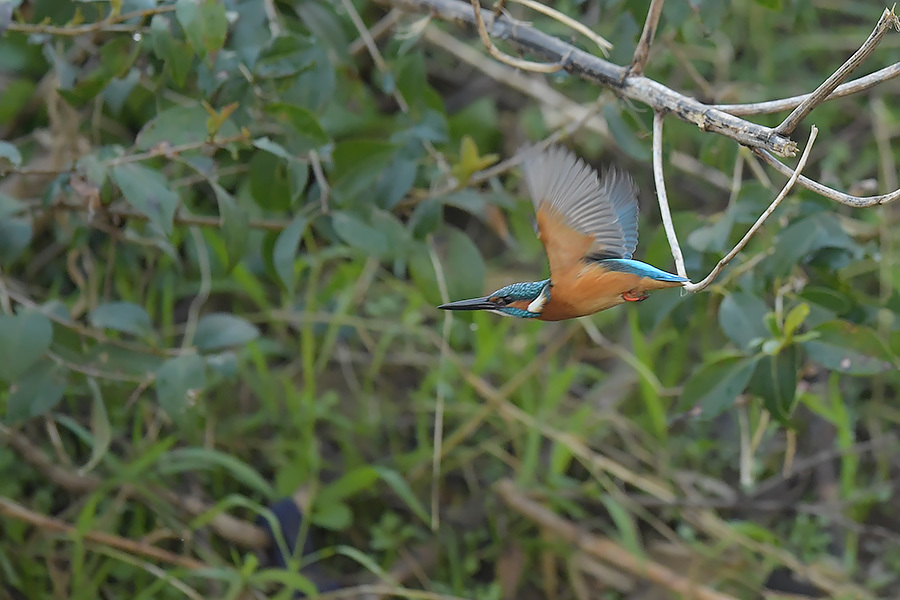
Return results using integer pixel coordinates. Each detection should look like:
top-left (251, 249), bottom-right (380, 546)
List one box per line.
top-left (713, 62), bottom-right (900, 116)
top-left (654, 118), bottom-right (819, 293)
top-left (651, 112), bottom-right (689, 281)
top-left (775, 7), bottom-right (900, 135)
top-left (506, 0), bottom-right (612, 55)
top-left (378, 0), bottom-right (799, 156)
top-left (423, 26), bottom-right (735, 192)
top-left (685, 124), bottom-right (815, 292)
top-left (469, 0), bottom-right (564, 73)
top-left (629, 0), bottom-right (665, 76)
top-left (753, 147), bottom-right (900, 208)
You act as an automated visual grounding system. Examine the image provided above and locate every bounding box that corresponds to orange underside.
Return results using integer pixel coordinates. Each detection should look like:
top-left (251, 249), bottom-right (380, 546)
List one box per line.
top-left (534, 205), bottom-right (681, 321)
top-left (539, 263), bottom-right (682, 321)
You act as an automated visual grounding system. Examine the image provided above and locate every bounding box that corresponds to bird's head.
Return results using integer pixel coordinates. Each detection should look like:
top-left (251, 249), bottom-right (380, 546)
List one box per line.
top-left (438, 279), bottom-right (551, 319)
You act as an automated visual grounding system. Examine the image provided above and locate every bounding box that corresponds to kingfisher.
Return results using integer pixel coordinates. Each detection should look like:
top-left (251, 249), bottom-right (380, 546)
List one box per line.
top-left (438, 145), bottom-right (688, 321)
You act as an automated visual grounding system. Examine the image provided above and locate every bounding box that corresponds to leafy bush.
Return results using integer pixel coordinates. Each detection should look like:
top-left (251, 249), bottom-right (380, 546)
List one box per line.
top-left (1, 0), bottom-right (899, 598)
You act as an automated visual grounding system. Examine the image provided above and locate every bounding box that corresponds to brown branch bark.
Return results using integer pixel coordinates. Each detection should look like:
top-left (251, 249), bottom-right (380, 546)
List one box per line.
top-left (0, 496), bottom-right (208, 570)
top-left (376, 0), bottom-right (799, 157)
top-left (775, 7), bottom-right (900, 135)
top-left (629, 0), bottom-right (665, 76)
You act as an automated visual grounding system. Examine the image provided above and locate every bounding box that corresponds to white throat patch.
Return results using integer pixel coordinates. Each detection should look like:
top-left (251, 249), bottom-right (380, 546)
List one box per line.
top-left (527, 289), bottom-right (548, 314)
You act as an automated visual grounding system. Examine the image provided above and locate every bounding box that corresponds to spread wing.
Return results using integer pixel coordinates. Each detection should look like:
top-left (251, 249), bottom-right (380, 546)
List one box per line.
top-left (520, 145), bottom-right (639, 278)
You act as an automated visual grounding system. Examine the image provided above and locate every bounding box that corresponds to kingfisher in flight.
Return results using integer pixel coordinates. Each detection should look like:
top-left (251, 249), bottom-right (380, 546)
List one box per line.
top-left (438, 145), bottom-right (688, 321)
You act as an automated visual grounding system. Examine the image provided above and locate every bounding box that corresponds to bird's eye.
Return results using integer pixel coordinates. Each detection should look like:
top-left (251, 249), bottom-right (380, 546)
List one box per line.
top-left (492, 296), bottom-right (511, 306)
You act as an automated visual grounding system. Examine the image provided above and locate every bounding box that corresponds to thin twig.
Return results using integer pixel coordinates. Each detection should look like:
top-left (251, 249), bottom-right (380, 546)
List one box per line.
top-left (651, 112), bottom-right (689, 281)
top-left (5, 5), bottom-right (176, 36)
top-left (380, 0), bottom-right (798, 156)
top-left (0, 496), bottom-right (207, 570)
top-left (469, 0), bottom-right (564, 73)
top-left (753, 147), bottom-right (900, 208)
top-left (682, 127), bottom-right (819, 292)
top-left (629, 0), bottom-right (665, 76)
top-left (506, 0), bottom-right (612, 55)
top-left (775, 7), bottom-right (900, 135)
top-left (424, 26), bottom-right (734, 192)
top-left (713, 62), bottom-right (900, 116)
top-left (495, 480), bottom-right (740, 600)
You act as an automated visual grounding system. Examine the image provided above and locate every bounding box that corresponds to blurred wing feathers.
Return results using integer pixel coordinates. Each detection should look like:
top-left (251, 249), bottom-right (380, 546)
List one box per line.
top-left (521, 146), bottom-right (639, 268)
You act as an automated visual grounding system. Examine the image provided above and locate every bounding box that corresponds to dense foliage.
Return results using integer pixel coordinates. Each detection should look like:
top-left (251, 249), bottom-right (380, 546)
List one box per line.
top-left (1, 0), bottom-right (899, 598)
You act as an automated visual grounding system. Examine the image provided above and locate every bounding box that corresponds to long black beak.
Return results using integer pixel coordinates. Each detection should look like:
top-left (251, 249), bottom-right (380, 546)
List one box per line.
top-left (437, 296), bottom-right (496, 311)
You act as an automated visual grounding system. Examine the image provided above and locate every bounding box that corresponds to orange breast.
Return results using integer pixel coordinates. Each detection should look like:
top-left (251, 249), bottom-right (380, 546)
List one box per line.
top-left (539, 263), bottom-right (682, 321)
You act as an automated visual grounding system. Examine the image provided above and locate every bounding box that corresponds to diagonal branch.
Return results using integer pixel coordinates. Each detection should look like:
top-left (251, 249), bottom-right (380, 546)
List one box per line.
top-left (713, 61), bottom-right (900, 116)
top-left (753, 148), bottom-right (900, 208)
top-left (775, 7), bottom-right (900, 135)
top-left (653, 113), bottom-right (819, 293)
top-left (469, 0), bottom-right (563, 73)
top-left (629, 0), bottom-right (665, 76)
top-left (378, 0), bottom-right (799, 156)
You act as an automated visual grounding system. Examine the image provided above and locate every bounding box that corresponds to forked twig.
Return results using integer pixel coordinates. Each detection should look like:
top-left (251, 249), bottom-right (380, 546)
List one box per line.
top-left (504, 0), bottom-right (612, 55)
top-left (775, 7), bottom-right (900, 135)
top-left (469, 0), bottom-right (563, 73)
top-left (714, 62), bottom-right (900, 116)
top-left (629, 0), bottom-right (665, 76)
top-left (653, 114), bottom-right (819, 293)
top-left (379, 0), bottom-right (799, 156)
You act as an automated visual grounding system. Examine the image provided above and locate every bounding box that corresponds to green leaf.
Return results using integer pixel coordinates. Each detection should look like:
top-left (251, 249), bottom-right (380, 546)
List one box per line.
top-left (253, 136), bottom-right (297, 162)
top-left (58, 37), bottom-right (138, 106)
top-left (193, 313), bottom-right (260, 351)
top-left (155, 353), bottom-right (206, 415)
top-left (5, 360), bottom-right (67, 423)
top-left (249, 151), bottom-right (292, 210)
top-left (330, 140), bottom-right (396, 206)
top-left (679, 355), bottom-right (759, 419)
top-left (273, 214), bottom-right (308, 293)
top-left (318, 466), bottom-right (380, 505)
top-left (332, 212), bottom-right (388, 257)
top-left (265, 103), bottom-right (329, 152)
top-left (111, 163), bottom-right (179, 236)
top-left (603, 104), bottom-right (650, 161)
top-left (374, 467), bottom-right (430, 525)
top-left (0, 311), bottom-right (53, 381)
top-left (718, 292), bottom-right (769, 351)
top-left (136, 104), bottom-right (237, 150)
top-left (81, 378), bottom-right (111, 474)
top-left (409, 228), bottom-right (485, 305)
top-left (600, 495), bottom-right (643, 560)
top-left (158, 447), bottom-right (275, 497)
top-left (754, 0), bottom-right (782, 9)
top-left (89, 302), bottom-right (152, 337)
top-left (803, 321), bottom-right (894, 375)
top-left (750, 346), bottom-right (800, 425)
top-left (312, 500), bottom-right (352, 530)
top-left (211, 184), bottom-right (249, 270)
top-left (0, 141), bottom-right (21, 168)
top-left (255, 34), bottom-right (316, 79)
top-left (176, 0), bottom-right (228, 62)
top-left (150, 15), bottom-right (193, 87)
top-left (451, 135), bottom-right (498, 184)
top-left (782, 303), bottom-right (809, 340)
top-left (0, 217), bottom-right (33, 263)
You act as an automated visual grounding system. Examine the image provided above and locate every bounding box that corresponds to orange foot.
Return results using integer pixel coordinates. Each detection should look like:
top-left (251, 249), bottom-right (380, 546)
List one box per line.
top-left (622, 290), bottom-right (648, 302)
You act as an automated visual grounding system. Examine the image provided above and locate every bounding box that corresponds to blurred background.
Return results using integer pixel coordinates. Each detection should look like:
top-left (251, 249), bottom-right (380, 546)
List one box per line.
top-left (0, 0), bottom-right (899, 598)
